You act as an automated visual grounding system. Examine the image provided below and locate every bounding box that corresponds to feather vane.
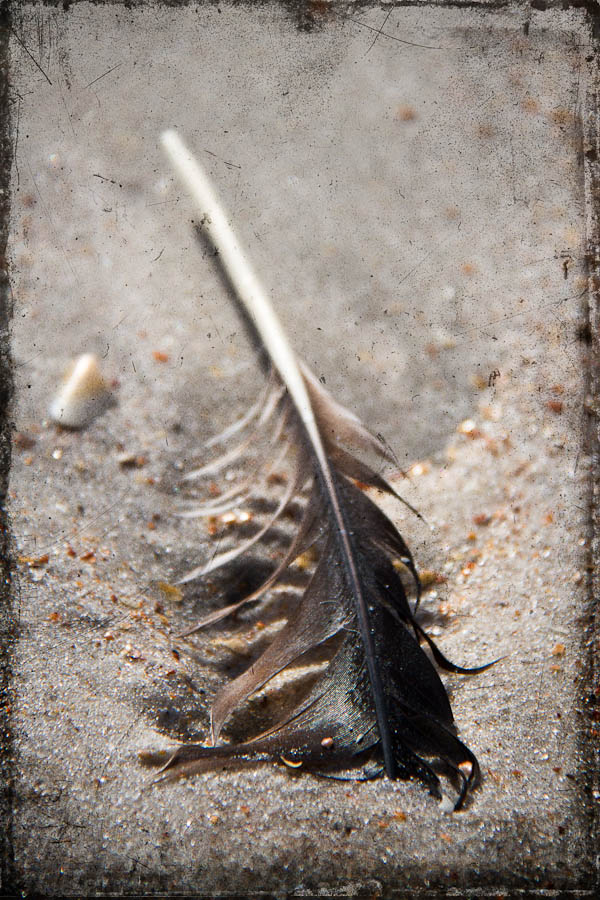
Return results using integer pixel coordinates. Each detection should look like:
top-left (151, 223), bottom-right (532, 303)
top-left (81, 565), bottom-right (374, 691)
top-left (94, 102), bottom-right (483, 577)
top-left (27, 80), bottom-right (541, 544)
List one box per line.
top-left (156, 131), bottom-right (490, 809)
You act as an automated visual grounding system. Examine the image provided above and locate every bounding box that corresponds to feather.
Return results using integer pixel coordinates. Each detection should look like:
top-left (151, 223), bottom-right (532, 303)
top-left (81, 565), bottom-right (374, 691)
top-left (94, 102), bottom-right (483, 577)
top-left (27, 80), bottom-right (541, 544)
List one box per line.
top-left (155, 131), bottom-right (491, 810)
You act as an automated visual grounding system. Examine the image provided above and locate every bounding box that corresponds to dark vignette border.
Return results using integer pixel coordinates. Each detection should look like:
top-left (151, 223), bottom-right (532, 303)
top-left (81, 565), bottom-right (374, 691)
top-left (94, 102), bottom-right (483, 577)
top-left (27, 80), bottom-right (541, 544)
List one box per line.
top-left (0, 0), bottom-right (16, 896)
top-left (584, 15), bottom-right (600, 899)
top-left (0, 0), bottom-right (598, 896)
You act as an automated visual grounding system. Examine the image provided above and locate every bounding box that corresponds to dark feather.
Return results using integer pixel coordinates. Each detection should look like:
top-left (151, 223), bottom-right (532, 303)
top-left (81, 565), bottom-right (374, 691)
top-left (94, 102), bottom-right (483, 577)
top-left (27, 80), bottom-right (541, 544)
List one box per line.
top-left (156, 131), bottom-right (491, 810)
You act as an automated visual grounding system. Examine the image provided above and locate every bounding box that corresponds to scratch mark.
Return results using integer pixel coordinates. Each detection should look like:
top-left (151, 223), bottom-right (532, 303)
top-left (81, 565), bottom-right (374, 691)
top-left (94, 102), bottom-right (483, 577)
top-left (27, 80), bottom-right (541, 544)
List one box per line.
top-left (152, 247), bottom-right (165, 262)
top-left (207, 313), bottom-right (224, 344)
top-left (508, 137), bottom-right (529, 206)
top-left (26, 160), bottom-right (78, 283)
top-left (112, 311), bottom-right (131, 329)
top-left (349, 17), bottom-right (443, 51)
top-left (60, 88), bottom-right (76, 138)
top-left (476, 93), bottom-right (495, 110)
top-left (93, 173), bottom-right (122, 187)
top-left (10, 27), bottom-right (53, 85)
top-left (38, 492), bottom-right (131, 559)
top-left (452, 288), bottom-right (588, 341)
top-left (363, 7), bottom-right (393, 56)
top-left (398, 250), bottom-right (433, 286)
top-left (203, 148), bottom-right (242, 170)
top-left (145, 198), bottom-right (180, 208)
top-left (125, 855), bottom-right (152, 872)
top-left (84, 62), bottom-right (123, 90)
top-left (13, 96), bottom-right (21, 188)
top-left (14, 348), bottom-right (46, 369)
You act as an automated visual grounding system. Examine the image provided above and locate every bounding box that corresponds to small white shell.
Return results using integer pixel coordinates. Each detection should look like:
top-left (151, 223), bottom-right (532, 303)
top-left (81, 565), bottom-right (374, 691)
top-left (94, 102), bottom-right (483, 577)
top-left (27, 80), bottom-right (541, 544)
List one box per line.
top-left (49, 353), bottom-right (114, 429)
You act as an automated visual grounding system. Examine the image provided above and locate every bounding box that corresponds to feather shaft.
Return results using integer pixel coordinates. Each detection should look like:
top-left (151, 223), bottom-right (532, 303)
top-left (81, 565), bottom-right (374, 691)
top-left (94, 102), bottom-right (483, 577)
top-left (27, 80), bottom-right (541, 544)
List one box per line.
top-left (162, 129), bottom-right (399, 777)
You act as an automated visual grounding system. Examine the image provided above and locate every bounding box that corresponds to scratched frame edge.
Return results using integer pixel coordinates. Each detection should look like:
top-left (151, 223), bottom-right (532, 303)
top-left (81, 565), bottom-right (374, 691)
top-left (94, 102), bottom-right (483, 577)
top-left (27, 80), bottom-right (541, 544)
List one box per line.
top-left (0, 2), bottom-right (17, 896)
top-left (584, 14), bottom-right (600, 895)
top-left (1, 0), bottom-right (600, 897)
